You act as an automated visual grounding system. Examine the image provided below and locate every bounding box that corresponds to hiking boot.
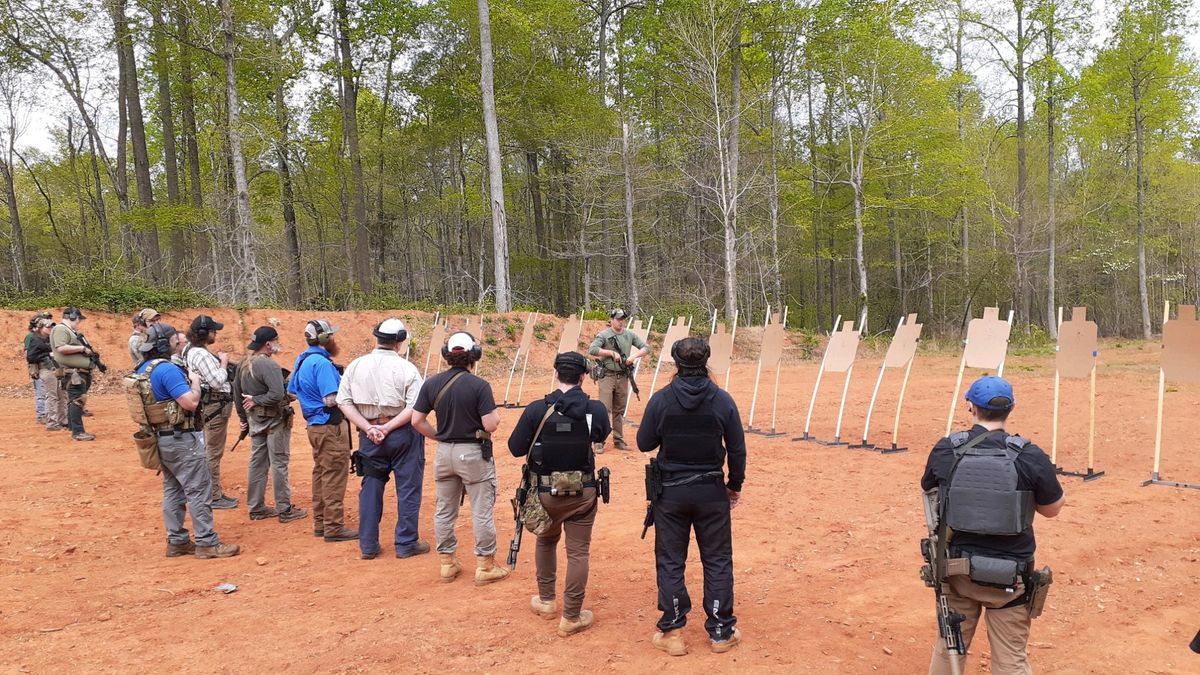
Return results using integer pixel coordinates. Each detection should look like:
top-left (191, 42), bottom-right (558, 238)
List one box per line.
top-left (439, 553), bottom-right (462, 583)
top-left (557, 609), bottom-right (594, 637)
top-left (82, 410), bottom-right (94, 417)
top-left (614, 441), bottom-right (631, 451)
top-left (72, 432), bottom-right (96, 441)
top-left (653, 628), bottom-right (688, 656)
top-left (194, 543), bottom-right (241, 559)
top-left (211, 496), bottom-right (239, 510)
top-left (474, 554), bottom-right (510, 586)
top-left (249, 507), bottom-right (279, 520)
top-left (530, 596), bottom-right (556, 620)
top-left (314, 528), bottom-right (324, 538)
top-left (395, 541), bottom-right (431, 559)
top-left (361, 550), bottom-right (380, 560)
top-left (46, 423), bottom-right (64, 432)
top-left (324, 529), bottom-right (359, 543)
top-left (710, 628), bottom-right (741, 654)
top-left (165, 540), bottom-right (196, 558)
top-left (37, 416), bottom-right (46, 425)
top-left (592, 442), bottom-right (605, 455)
top-left (278, 506), bottom-right (308, 523)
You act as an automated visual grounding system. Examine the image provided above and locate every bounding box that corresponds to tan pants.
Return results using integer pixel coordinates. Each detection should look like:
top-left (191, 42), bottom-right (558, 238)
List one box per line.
top-left (39, 367), bottom-right (66, 427)
top-left (308, 423), bottom-right (351, 535)
top-left (201, 400), bottom-right (232, 500)
top-left (535, 488), bottom-right (597, 619)
top-left (596, 373), bottom-right (629, 447)
top-left (433, 441), bottom-right (498, 556)
top-left (929, 575), bottom-right (1033, 675)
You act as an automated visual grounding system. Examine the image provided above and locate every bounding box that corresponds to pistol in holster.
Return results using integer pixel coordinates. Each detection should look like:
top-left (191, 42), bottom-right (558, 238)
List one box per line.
top-left (641, 458), bottom-right (662, 539)
top-left (1026, 566), bottom-right (1053, 619)
top-left (350, 451), bottom-right (365, 477)
top-left (597, 467), bottom-right (611, 504)
top-left (475, 429), bottom-right (494, 462)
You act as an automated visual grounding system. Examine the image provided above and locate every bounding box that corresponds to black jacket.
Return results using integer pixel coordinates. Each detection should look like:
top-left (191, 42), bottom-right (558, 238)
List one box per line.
top-left (636, 376), bottom-right (747, 492)
top-left (508, 386), bottom-right (611, 458)
top-left (26, 334), bottom-right (53, 365)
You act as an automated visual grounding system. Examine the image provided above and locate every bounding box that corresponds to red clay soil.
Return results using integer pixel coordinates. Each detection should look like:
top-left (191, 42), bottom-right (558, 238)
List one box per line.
top-left (0, 309), bottom-right (1197, 673)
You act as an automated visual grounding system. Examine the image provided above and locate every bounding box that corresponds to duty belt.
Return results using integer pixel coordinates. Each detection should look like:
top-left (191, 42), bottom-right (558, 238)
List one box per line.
top-left (661, 470), bottom-right (724, 487)
top-left (534, 472), bottom-right (598, 492)
top-left (156, 426), bottom-right (196, 437)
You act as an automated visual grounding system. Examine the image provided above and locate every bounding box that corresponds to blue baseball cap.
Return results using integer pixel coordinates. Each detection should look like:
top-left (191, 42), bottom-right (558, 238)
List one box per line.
top-left (965, 376), bottom-right (1015, 410)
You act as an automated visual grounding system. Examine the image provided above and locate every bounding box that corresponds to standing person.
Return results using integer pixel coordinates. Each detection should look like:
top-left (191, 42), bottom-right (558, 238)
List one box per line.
top-left (507, 351), bottom-right (611, 637)
top-left (185, 315), bottom-right (239, 510)
top-left (411, 332), bottom-right (507, 585)
top-left (233, 326), bottom-right (307, 524)
top-left (132, 323), bottom-right (240, 559)
top-left (50, 307), bottom-right (96, 441)
top-left (587, 308), bottom-right (649, 453)
top-left (138, 307), bottom-right (162, 328)
top-left (637, 337), bottom-right (745, 656)
top-left (129, 314), bottom-right (148, 366)
top-left (337, 318), bottom-right (428, 560)
top-left (25, 311), bottom-right (51, 423)
top-left (27, 318), bottom-right (67, 431)
top-left (921, 376), bottom-right (1064, 675)
top-left (288, 319), bottom-right (357, 543)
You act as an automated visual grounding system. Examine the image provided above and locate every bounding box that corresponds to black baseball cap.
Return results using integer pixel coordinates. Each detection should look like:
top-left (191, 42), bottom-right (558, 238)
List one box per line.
top-left (139, 323), bottom-right (179, 352)
top-left (63, 307), bottom-right (86, 320)
top-left (247, 326), bottom-right (279, 351)
top-left (553, 351), bottom-right (588, 374)
top-left (191, 315), bottom-right (225, 333)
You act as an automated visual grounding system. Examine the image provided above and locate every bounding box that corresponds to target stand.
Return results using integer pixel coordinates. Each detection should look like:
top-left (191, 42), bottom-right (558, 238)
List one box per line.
top-left (629, 316), bottom-right (690, 429)
top-left (501, 312), bottom-right (538, 409)
top-left (707, 310), bottom-right (738, 393)
top-left (544, 312), bottom-right (584, 393)
top-left (422, 315), bottom-right (449, 380)
top-left (1051, 307), bottom-right (1105, 481)
top-left (794, 311), bottom-right (863, 446)
top-left (849, 313), bottom-right (923, 454)
top-left (746, 307), bottom-right (788, 437)
top-left (620, 317), bottom-right (655, 419)
top-left (1143, 302), bottom-right (1200, 490)
top-left (945, 306), bottom-right (1014, 436)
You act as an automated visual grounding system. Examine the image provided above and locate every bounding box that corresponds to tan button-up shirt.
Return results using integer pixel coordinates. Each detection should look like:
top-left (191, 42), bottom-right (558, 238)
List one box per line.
top-left (336, 348), bottom-right (423, 420)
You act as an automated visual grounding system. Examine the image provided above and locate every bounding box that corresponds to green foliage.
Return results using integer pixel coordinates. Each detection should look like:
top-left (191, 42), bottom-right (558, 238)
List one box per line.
top-left (0, 264), bottom-right (209, 312)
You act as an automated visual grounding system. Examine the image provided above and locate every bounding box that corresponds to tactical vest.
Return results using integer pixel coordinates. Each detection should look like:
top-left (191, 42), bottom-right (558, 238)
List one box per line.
top-left (123, 360), bottom-right (195, 432)
top-left (944, 432), bottom-right (1036, 536)
top-left (530, 410), bottom-right (591, 475)
top-left (660, 412), bottom-right (724, 471)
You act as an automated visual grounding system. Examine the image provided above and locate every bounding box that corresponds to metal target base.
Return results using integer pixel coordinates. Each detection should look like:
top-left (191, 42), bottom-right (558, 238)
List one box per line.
top-left (1056, 466), bottom-right (1105, 481)
top-left (501, 403), bottom-right (528, 409)
top-left (848, 442), bottom-right (874, 449)
top-left (746, 427), bottom-right (786, 438)
top-left (1141, 472), bottom-right (1200, 490)
top-left (791, 432), bottom-right (842, 445)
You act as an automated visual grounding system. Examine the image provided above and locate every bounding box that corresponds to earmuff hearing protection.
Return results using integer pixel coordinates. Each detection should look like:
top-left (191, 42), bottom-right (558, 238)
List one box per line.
top-left (148, 325), bottom-right (174, 355)
top-left (442, 332), bottom-right (483, 362)
top-left (671, 338), bottom-right (710, 368)
top-left (372, 322), bottom-right (408, 343)
top-left (307, 320), bottom-right (332, 346)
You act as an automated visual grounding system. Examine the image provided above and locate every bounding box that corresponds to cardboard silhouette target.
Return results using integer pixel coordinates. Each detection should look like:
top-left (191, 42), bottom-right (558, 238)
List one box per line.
top-left (1052, 307), bottom-right (1104, 481)
top-left (621, 317), bottom-right (655, 417)
top-left (746, 307), bottom-right (788, 437)
top-left (1144, 303), bottom-right (1200, 491)
top-left (645, 316), bottom-right (692, 403)
top-left (546, 312), bottom-right (584, 391)
top-left (423, 316), bottom-right (449, 379)
top-left (502, 312), bottom-right (539, 408)
top-left (851, 313), bottom-right (923, 454)
top-left (709, 311), bottom-right (738, 390)
top-left (945, 307), bottom-right (1014, 435)
top-left (795, 312), bottom-right (864, 445)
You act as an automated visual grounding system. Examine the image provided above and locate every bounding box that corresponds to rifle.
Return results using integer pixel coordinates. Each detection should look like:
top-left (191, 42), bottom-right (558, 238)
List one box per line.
top-left (920, 489), bottom-right (966, 675)
top-left (640, 457), bottom-right (661, 539)
top-left (230, 425), bottom-right (250, 453)
top-left (507, 464), bottom-right (531, 568)
top-left (80, 334), bottom-right (107, 374)
top-left (607, 335), bottom-right (640, 400)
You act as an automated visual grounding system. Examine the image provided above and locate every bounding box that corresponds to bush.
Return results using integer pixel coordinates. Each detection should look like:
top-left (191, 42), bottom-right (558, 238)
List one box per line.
top-left (0, 265), bottom-right (210, 313)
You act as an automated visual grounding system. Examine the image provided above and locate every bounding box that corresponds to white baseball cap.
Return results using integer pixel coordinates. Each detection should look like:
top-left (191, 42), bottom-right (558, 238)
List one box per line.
top-left (447, 332), bottom-right (477, 352)
top-left (373, 318), bottom-right (408, 341)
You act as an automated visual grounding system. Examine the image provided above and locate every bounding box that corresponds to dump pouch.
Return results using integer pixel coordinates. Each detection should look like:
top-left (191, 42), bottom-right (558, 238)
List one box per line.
top-left (133, 429), bottom-right (161, 471)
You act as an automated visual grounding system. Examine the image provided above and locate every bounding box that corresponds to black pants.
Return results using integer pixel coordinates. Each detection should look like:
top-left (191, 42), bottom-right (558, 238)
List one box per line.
top-left (64, 370), bottom-right (92, 434)
top-left (653, 481), bottom-right (736, 641)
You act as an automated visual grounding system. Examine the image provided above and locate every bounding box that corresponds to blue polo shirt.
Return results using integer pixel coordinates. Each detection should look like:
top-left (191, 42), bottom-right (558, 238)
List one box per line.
top-left (136, 358), bottom-right (191, 402)
top-left (288, 346), bottom-right (341, 425)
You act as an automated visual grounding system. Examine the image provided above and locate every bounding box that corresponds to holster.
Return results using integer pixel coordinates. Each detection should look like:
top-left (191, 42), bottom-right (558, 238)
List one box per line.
top-left (1027, 566), bottom-right (1053, 619)
top-left (476, 429), bottom-right (493, 461)
top-left (350, 451), bottom-right (365, 477)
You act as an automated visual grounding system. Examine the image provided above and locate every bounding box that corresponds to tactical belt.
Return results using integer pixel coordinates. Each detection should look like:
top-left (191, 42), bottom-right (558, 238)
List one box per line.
top-left (662, 470), bottom-right (724, 487)
top-left (534, 472), bottom-right (598, 493)
top-left (156, 426), bottom-right (196, 437)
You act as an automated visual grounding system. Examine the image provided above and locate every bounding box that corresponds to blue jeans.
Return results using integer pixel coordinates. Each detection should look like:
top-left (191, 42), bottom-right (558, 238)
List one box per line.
top-left (34, 377), bottom-right (45, 418)
top-left (357, 426), bottom-right (425, 556)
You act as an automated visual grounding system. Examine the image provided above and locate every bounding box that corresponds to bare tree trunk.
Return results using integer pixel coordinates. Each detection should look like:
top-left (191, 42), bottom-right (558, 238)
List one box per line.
top-left (807, 70), bottom-right (824, 331)
top-left (1045, 19), bottom-right (1058, 338)
top-left (621, 119), bottom-right (640, 316)
top-left (0, 156), bottom-right (25, 290)
top-left (174, 2), bottom-right (203, 211)
top-left (151, 6), bottom-right (184, 274)
top-left (276, 74), bottom-right (302, 305)
top-left (1133, 81), bottom-right (1151, 339)
top-left (477, 0), bottom-right (511, 311)
top-left (220, 0), bottom-right (261, 303)
top-left (1014, 0), bottom-right (1029, 326)
top-left (955, 0), bottom-right (968, 278)
top-left (375, 45), bottom-right (396, 232)
top-left (334, 0), bottom-right (373, 295)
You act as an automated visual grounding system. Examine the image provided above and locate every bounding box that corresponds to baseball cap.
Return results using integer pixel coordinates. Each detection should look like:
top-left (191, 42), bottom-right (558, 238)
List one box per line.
top-left (965, 376), bottom-right (1015, 410)
top-left (35, 317), bottom-right (55, 329)
top-left (138, 308), bottom-right (161, 323)
top-left (63, 307), bottom-right (86, 320)
top-left (304, 319), bottom-right (339, 342)
top-left (446, 332), bottom-right (476, 352)
top-left (140, 323), bottom-right (179, 352)
top-left (373, 318), bottom-right (407, 341)
top-left (553, 351), bottom-right (588, 374)
top-left (191, 315), bottom-right (225, 333)
top-left (609, 308), bottom-right (628, 320)
top-left (247, 326), bottom-right (280, 351)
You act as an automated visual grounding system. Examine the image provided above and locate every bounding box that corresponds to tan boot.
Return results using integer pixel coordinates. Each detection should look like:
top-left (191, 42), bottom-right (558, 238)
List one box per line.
top-left (439, 553), bottom-right (462, 583)
top-left (710, 627), bottom-right (741, 653)
top-left (530, 595), bottom-right (556, 619)
top-left (557, 609), bottom-right (594, 637)
top-left (474, 554), bottom-right (510, 586)
top-left (652, 628), bottom-right (688, 656)
top-left (194, 543), bottom-right (241, 559)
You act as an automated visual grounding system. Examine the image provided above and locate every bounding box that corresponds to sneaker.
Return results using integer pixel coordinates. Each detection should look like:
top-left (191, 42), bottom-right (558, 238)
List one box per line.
top-left (395, 541), bottom-right (431, 558)
top-left (195, 543), bottom-right (241, 559)
top-left (614, 441), bottom-right (631, 451)
top-left (72, 432), bottom-right (96, 441)
top-left (653, 628), bottom-right (688, 656)
top-left (278, 506), bottom-right (308, 523)
top-left (710, 628), bottom-right (741, 653)
top-left (249, 507), bottom-right (279, 520)
top-left (211, 496), bottom-right (239, 510)
top-left (530, 596), bottom-right (556, 620)
top-left (165, 540), bottom-right (196, 557)
top-left (324, 529), bottom-right (359, 543)
top-left (46, 423), bottom-right (64, 432)
top-left (82, 410), bottom-right (94, 417)
top-left (557, 610), bottom-right (594, 637)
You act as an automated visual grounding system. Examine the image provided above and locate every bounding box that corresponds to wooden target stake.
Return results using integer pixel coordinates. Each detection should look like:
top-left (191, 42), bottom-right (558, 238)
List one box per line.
top-left (622, 316), bottom-right (654, 418)
top-left (503, 312), bottom-right (537, 408)
top-left (853, 316), bottom-right (902, 449)
top-left (1054, 306), bottom-right (1105, 480)
top-left (646, 317), bottom-right (675, 405)
top-left (944, 351), bottom-right (968, 437)
top-left (996, 310), bottom-right (1015, 377)
top-left (767, 305), bottom-right (789, 435)
top-left (796, 314), bottom-right (841, 442)
top-left (890, 356), bottom-right (915, 453)
top-left (745, 308), bottom-right (772, 430)
top-left (1051, 307), bottom-right (1063, 466)
top-left (726, 309), bottom-right (739, 391)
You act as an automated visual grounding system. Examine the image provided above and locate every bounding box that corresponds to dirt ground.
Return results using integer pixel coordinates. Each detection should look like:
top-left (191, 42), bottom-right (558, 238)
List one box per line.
top-left (1, 309), bottom-right (1197, 673)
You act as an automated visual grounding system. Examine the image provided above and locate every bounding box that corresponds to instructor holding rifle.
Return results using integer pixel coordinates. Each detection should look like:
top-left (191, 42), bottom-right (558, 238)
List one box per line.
top-left (587, 308), bottom-right (649, 453)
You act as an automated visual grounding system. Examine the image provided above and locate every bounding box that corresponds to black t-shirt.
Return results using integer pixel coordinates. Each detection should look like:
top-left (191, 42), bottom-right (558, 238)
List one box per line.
top-left (414, 367), bottom-right (497, 443)
top-left (921, 424), bottom-right (1064, 561)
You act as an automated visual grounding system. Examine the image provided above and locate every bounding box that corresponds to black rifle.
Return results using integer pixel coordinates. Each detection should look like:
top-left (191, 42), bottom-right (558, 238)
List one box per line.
top-left (641, 458), bottom-right (661, 539)
top-left (607, 336), bottom-right (640, 400)
top-left (507, 464), bottom-right (531, 568)
top-left (79, 334), bottom-right (107, 373)
top-left (921, 492), bottom-right (966, 675)
top-left (230, 426), bottom-right (250, 452)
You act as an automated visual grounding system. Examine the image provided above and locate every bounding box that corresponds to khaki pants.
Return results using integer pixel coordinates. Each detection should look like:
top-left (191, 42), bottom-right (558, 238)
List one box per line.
top-left (596, 373), bottom-right (629, 447)
top-left (433, 441), bottom-right (498, 556)
top-left (535, 488), bottom-right (597, 619)
top-left (929, 575), bottom-right (1033, 675)
top-left (201, 400), bottom-right (232, 500)
top-left (308, 423), bottom-right (351, 535)
top-left (39, 367), bottom-right (66, 427)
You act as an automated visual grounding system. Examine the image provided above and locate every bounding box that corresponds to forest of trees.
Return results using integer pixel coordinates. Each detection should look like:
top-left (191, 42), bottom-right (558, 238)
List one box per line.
top-left (0, 0), bottom-right (1197, 337)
